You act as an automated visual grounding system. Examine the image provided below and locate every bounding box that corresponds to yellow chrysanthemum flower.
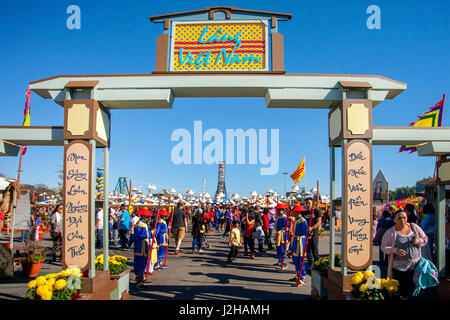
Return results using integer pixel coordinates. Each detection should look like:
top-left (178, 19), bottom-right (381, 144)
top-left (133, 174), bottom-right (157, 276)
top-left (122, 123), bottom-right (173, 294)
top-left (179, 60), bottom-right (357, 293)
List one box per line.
top-left (36, 285), bottom-right (49, 297)
top-left (112, 255), bottom-right (127, 262)
top-left (41, 290), bottom-right (53, 300)
top-left (27, 280), bottom-right (37, 289)
top-left (61, 269), bottom-right (72, 277)
top-left (359, 283), bottom-right (368, 292)
top-left (352, 275), bottom-right (363, 285)
top-left (363, 270), bottom-right (375, 280)
top-left (388, 279), bottom-right (399, 287)
top-left (36, 276), bottom-right (47, 287)
top-left (54, 279), bottom-right (67, 291)
top-left (47, 278), bottom-right (56, 288)
top-left (66, 267), bottom-right (81, 276)
top-left (45, 273), bottom-right (57, 279)
top-left (387, 285), bottom-right (396, 292)
top-left (355, 272), bottom-right (364, 279)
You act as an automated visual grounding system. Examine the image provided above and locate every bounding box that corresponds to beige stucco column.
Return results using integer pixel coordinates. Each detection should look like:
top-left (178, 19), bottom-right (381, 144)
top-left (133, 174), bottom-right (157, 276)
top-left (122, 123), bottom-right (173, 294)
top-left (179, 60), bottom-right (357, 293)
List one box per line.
top-left (62, 82), bottom-right (110, 278)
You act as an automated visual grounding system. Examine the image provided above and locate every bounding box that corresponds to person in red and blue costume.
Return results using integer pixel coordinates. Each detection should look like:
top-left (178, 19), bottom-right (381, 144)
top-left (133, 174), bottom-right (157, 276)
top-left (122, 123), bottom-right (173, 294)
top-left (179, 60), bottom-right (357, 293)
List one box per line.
top-left (133, 214), bottom-right (152, 288)
top-left (275, 206), bottom-right (288, 269)
top-left (154, 210), bottom-right (169, 270)
top-left (287, 205), bottom-right (308, 285)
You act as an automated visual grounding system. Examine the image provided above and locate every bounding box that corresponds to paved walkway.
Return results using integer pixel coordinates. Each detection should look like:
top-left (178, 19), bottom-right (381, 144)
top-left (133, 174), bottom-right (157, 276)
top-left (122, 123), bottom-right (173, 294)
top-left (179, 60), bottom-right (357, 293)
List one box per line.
top-left (129, 228), bottom-right (316, 300)
top-left (0, 227), bottom-right (352, 300)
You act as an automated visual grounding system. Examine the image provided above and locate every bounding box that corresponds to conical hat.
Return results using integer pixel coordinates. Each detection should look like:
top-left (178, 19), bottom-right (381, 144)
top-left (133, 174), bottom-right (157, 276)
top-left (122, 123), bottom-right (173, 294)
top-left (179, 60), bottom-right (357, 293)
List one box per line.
top-left (292, 205), bottom-right (306, 212)
top-left (157, 209), bottom-right (170, 217)
top-left (275, 203), bottom-right (288, 209)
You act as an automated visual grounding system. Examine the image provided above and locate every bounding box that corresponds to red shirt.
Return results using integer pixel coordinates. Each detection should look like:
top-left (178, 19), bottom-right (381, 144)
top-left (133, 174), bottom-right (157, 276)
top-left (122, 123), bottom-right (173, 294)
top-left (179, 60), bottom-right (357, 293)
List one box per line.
top-left (244, 220), bottom-right (255, 237)
top-left (262, 214), bottom-right (269, 232)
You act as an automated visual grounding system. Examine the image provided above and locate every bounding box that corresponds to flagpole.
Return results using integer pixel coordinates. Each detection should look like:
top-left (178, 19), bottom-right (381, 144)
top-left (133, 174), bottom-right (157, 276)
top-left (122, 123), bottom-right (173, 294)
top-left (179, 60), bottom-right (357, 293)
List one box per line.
top-left (128, 179), bottom-right (133, 208)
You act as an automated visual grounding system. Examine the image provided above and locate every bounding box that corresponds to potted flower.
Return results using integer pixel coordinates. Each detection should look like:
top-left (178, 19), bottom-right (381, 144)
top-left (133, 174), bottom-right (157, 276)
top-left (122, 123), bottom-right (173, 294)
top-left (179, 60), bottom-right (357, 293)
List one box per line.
top-left (21, 241), bottom-right (47, 277)
top-left (317, 227), bottom-right (327, 239)
top-left (311, 254), bottom-right (341, 299)
top-left (350, 270), bottom-right (400, 300)
top-left (95, 254), bottom-right (130, 300)
top-left (24, 267), bottom-right (84, 300)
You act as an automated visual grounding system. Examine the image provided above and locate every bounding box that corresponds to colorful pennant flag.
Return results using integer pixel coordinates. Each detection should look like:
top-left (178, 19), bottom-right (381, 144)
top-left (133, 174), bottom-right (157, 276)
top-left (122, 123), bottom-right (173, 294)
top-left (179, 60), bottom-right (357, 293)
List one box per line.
top-left (290, 157), bottom-right (305, 184)
top-left (21, 86), bottom-right (31, 156)
top-left (399, 94), bottom-right (445, 153)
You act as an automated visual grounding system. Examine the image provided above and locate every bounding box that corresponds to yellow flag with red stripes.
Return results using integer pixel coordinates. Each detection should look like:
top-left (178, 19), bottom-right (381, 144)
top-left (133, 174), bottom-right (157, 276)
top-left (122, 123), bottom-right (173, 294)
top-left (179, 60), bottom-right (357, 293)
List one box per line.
top-left (290, 157), bottom-right (305, 184)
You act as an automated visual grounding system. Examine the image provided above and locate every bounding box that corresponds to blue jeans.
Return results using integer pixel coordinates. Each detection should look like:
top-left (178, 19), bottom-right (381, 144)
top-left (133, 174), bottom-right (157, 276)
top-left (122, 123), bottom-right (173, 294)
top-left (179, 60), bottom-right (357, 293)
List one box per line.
top-left (257, 238), bottom-right (264, 252)
top-left (119, 229), bottom-right (129, 249)
top-left (96, 229), bottom-right (103, 249)
top-left (192, 237), bottom-right (203, 250)
top-left (21, 230), bottom-right (29, 242)
top-left (244, 236), bottom-right (255, 253)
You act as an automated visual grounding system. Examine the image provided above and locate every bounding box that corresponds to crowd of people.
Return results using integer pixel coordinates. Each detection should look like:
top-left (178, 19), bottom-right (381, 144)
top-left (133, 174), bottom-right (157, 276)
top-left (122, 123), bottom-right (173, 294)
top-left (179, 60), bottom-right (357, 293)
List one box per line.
top-left (1, 196), bottom-right (449, 299)
top-left (120, 197), bottom-right (325, 288)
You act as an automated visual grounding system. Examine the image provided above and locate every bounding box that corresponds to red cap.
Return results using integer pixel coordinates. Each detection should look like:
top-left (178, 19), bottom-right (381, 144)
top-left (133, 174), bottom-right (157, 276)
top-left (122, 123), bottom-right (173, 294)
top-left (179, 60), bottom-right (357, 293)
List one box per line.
top-left (276, 203), bottom-right (288, 209)
top-left (158, 209), bottom-right (170, 217)
top-left (137, 208), bottom-right (152, 217)
top-left (292, 205), bottom-right (306, 212)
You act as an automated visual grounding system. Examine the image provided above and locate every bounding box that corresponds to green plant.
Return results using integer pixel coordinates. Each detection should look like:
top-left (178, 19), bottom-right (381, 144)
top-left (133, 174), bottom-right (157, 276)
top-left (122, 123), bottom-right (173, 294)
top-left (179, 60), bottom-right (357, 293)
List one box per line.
top-left (313, 254), bottom-right (341, 274)
top-left (25, 267), bottom-right (83, 300)
top-left (351, 270), bottom-right (400, 300)
top-left (22, 241), bottom-right (46, 263)
top-left (95, 254), bottom-right (128, 275)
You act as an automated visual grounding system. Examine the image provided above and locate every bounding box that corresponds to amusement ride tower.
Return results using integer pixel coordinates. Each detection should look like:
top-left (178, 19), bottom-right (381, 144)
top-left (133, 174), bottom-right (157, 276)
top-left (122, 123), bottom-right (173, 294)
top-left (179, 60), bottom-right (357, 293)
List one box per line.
top-left (214, 161), bottom-right (227, 199)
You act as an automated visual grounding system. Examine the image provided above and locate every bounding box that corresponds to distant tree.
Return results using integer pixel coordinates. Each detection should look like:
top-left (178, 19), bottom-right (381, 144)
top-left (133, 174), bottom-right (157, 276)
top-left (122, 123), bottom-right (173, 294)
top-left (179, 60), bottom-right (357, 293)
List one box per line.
top-left (56, 163), bottom-right (64, 198)
top-left (388, 176), bottom-right (432, 201)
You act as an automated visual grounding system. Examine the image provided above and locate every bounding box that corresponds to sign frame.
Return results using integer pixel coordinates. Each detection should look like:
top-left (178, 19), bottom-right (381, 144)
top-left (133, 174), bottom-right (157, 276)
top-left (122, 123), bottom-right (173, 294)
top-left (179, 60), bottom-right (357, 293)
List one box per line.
top-left (343, 139), bottom-right (373, 270)
top-left (169, 19), bottom-right (269, 72)
top-left (62, 139), bottom-right (92, 272)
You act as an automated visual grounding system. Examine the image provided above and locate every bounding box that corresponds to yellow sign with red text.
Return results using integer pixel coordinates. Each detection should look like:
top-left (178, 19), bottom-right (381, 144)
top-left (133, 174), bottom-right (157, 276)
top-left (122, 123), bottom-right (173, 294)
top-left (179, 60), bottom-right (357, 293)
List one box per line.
top-left (170, 21), bottom-right (268, 71)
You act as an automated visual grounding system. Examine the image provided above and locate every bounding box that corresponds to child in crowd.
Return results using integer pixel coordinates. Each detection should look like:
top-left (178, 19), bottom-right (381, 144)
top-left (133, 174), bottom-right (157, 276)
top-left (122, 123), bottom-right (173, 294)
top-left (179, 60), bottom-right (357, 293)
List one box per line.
top-left (227, 221), bottom-right (242, 263)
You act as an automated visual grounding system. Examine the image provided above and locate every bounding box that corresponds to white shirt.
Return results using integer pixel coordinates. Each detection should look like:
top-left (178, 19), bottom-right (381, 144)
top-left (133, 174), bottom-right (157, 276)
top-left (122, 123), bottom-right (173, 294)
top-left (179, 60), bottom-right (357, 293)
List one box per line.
top-left (96, 209), bottom-right (104, 230)
top-left (51, 212), bottom-right (63, 234)
top-left (130, 216), bottom-right (139, 234)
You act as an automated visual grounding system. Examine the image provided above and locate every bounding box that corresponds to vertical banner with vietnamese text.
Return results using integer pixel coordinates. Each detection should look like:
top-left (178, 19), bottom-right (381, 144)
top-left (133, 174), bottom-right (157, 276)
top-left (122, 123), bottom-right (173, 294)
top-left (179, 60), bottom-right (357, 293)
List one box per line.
top-left (63, 140), bottom-right (92, 271)
top-left (344, 140), bottom-right (372, 270)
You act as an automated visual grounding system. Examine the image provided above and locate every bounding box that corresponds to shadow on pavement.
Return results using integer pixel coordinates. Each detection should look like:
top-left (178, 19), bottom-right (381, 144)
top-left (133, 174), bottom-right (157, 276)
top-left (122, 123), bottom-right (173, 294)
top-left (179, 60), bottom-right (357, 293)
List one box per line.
top-left (130, 284), bottom-right (309, 300)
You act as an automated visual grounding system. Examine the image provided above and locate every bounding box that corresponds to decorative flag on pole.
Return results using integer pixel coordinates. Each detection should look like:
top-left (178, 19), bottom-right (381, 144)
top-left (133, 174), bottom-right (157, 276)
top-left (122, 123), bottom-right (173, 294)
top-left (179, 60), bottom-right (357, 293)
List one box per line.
top-left (21, 85), bottom-right (31, 156)
top-left (399, 94), bottom-right (445, 153)
top-left (290, 157), bottom-right (305, 184)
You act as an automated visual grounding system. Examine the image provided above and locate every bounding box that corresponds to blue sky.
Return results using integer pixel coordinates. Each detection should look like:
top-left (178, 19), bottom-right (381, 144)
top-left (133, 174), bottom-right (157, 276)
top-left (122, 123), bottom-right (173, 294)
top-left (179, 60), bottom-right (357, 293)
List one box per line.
top-left (0, 0), bottom-right (448, 198)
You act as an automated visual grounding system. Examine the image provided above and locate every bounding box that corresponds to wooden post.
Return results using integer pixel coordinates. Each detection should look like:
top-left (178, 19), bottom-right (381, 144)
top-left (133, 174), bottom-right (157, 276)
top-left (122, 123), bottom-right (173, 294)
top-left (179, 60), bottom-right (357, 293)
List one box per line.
top-left (102, 147), bottom-right (109, 271)
top-left (316, 180), bottom-right (320, 206)
top-left (89, 139), bottom-right (96, 279)
top-left (329, 147), bottom-right (336, 268)
top-left (129, 179), bottom-right (133, 208)
top-left (437, 183), bottom-right (446, 276)
top-left (9, 145), bottom-right (24, 274)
